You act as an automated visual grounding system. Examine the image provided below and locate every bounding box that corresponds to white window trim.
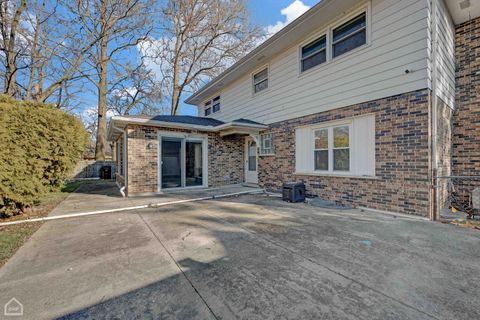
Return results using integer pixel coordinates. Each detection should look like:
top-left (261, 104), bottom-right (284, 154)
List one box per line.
top-left (157, 131), bottom-right (209, 192)
top-left (252, 65), bottom-right (269, 96)
top-left (313, 121), bottom-right (352, 174)
top-left (203, 95), bottom-right (221, 116)
top-left (298, 2), bottom-right (372, 76)
top-left (259, 133), bottom-right (274, 156)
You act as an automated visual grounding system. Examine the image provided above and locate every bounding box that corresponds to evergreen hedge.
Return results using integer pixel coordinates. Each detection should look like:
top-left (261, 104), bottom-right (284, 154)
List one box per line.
top-left (0, 95), bottom-right (88, 217)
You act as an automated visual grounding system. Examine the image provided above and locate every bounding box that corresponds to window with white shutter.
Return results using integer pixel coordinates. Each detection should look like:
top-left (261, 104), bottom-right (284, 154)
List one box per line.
top-left (295, 115), bottom-right (375, 176)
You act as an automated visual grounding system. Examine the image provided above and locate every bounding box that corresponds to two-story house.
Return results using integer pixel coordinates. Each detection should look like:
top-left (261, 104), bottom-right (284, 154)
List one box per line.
top-left (108, 0), bottom-right (480, 218)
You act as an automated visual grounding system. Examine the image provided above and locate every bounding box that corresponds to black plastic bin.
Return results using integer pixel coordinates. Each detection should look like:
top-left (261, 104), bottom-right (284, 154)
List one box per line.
top-left (282, 182), bottom-right (306, 203)
top-left (100, 166), bottom-right (112, 179)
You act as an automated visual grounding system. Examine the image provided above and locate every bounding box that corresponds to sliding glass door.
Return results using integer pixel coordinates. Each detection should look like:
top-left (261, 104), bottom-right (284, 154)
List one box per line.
top-left (185, 141), bottom-right (203, 186)
top-left (161, 138), bottom-right (182, 189)
top-left (160, 136), bottom-right (205, 189)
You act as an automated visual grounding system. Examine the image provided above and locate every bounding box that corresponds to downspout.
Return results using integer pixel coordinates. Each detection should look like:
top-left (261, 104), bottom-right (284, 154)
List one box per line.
top-left (112, 123), bottom-right (127, 198)
top-left (430, 0), bottom-right (439, 221)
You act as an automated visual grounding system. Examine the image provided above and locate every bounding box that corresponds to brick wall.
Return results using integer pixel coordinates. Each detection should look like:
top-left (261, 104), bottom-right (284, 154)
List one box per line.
top-left (452, 17), bottom-right (480, 203)
top-left (259, 89), bottom-right (432, 216)
top-left (453, 17), bottom-right (480, 176)
top-left (126, 125), bottom-right (244, 194)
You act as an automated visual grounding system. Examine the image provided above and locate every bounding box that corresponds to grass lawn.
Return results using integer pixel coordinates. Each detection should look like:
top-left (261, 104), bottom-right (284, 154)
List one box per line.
top-left (0, 180), bottom-right (85, 267)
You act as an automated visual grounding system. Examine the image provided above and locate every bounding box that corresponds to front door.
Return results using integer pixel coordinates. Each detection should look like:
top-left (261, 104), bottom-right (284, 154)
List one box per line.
top-left (245, 138), bottom-right (258, 184)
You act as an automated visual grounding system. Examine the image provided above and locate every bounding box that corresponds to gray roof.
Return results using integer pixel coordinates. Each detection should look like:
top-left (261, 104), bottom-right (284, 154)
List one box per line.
top-left (231, 118), bottom-right (265, 126)
top-left (124, 115), bottom-right (225, 127)
top-left (121, 115), bottom-right (265, 128)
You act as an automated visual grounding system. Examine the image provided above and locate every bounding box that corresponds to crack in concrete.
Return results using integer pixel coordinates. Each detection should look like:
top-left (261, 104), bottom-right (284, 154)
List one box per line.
top-left (136, 212), bottom-right (219, 320)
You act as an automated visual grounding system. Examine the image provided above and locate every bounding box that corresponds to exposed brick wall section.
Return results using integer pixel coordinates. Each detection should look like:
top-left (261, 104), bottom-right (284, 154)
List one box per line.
top-left (453, 17), bottom-right (480, 176)
top-left (258, 89), bottom-right (432, 216)
top-left (208, 134), bottom-right (244, 186)
top-left (126, 125), bottom-right (244, 194)
top-left (127, 125), bottom-right (159, 194)
top-left (452, 17), bottom-right (480, 203)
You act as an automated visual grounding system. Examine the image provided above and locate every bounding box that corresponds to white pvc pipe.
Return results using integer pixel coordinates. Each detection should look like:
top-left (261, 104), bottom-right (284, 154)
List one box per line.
top-left (0, 189), bottom-right (264, 227)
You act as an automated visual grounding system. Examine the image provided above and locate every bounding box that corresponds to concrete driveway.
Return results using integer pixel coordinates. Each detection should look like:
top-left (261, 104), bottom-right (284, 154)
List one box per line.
top-left (0, 183), bottom-right (479, 319)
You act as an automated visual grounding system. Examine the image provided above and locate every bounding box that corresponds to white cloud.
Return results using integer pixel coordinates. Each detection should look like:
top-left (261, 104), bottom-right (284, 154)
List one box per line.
top-left (265, 0), bottom-right (311, 37)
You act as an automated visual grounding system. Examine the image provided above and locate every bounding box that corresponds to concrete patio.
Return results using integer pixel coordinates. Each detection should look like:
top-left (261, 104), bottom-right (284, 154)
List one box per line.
top-left (0, 182), bottom-right (479, 319)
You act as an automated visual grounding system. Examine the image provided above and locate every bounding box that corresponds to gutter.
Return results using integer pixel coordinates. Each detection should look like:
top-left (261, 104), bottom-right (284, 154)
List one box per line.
top-left (430, 0), bottom-right (439, 221)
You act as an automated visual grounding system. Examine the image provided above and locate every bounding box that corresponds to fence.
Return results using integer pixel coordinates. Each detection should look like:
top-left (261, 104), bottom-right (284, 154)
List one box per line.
top-left (72, 160), bottom-right (116, 179)
top-left (435, 176), bottom-right (480, 219)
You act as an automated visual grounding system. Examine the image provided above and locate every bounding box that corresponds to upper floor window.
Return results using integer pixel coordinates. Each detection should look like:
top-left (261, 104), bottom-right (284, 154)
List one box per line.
top-left (332, 12), bottom-right (366, 58)
top-left (253, 68), bottom-right (268, 94)
top-left (204, 96), bottom-right (220, 116)
top-left (212, 96), bottom-right (220, 113)
top-left (301, 35), bottom-right (326, 72)
top-left (204, 101), bottom-right (211, 116)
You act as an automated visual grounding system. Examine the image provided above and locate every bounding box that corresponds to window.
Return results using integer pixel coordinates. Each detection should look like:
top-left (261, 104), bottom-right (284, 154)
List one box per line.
top-left (260, 133), bottom-right (274, 155)
top-left (212, 96), bottom-right (220, 112)
top-left (333, 126), bottom-right (350, 171)
top-left (301, 35), bottom-right (327, 72)
top-left (204, 96), bottom-right (220, 115)
top-left (314, 129), bottom-right (328, 170)
top-left (253, 68), bottom-right (268, 93)
top-left (332, 12), bottom-right (367, 58)
top-left (295, 115), bottom-right (375, 176)
top-left (314, 125), bottom-right (350, 172)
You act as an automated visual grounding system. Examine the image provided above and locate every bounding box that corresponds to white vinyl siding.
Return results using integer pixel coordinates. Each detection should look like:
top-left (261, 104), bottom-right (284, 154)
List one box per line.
top-left (429, 0), bottom-right (456, 108)
top-left (200, 0), bottom-right (430, 124)
top-left (295, 115), bottom-right (375, 177)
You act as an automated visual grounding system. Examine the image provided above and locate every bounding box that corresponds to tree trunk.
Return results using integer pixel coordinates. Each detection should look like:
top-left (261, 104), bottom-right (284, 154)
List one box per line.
top-left (171, 90), bottom-right (180, 115)
top-left (95, 37), bottom-right (108, 160)
top-left (3, 0), bottom-right (27, 97)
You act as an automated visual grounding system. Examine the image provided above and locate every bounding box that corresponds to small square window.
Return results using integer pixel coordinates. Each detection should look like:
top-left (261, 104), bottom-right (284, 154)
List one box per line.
top-left (204, 96), bottom-right (220, 115)
top-left (301, 35), bottom-right (327, 72)
top-left (260, 133), bottom-right (274, 155)
top-left (253, 68), bottom-right (268, 94)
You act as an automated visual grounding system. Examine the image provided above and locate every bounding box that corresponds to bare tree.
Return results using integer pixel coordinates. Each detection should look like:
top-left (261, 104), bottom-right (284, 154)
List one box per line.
top-left (0, 0), bottom-right (105, 106)
top-left (0, 0), bottom-right (27, 96)
top-left (141, 0), bottom-right (261, 115)
top-left (74, 0), bottom-right (154, 160)
top-left (108, 62), bottom-right (163, 116)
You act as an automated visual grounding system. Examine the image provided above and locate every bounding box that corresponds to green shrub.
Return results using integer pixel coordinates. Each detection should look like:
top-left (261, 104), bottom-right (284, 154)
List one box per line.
top-left (0, 95), bottom-right (88, 217)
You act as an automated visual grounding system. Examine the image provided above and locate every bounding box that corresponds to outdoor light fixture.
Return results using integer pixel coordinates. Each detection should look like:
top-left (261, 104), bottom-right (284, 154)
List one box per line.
top-left (147, 142), bottom-right (156, 150)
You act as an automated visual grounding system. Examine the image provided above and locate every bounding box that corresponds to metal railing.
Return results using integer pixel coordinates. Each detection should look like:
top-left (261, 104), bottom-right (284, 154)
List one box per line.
top-left (435, 176), bottom-right (480, 219)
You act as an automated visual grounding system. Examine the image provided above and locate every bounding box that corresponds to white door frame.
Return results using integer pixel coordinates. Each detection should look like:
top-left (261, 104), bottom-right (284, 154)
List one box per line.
top-left (244, 137), bottom-right (258, 184)
top-left (157, 131), bottom-right (208, 192)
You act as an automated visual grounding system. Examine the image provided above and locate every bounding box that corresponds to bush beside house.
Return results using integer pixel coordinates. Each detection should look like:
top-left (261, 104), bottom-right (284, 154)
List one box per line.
top-left (0, 96), bottom-right (88, 217)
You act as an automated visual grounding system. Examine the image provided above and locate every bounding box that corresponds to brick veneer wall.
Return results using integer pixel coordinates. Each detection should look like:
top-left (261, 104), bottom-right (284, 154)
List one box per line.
top-left (126, 125), bottom-right (244, 194)
top-left (258, 89), bottom-right (432, 216)
top-left (452, 17), bottom-right (480, 204)
top-left (453, 17), bottom-right (480, 176)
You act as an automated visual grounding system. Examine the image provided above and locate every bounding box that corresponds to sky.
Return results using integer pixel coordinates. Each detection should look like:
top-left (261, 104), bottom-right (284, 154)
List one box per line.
top-left (81, 0), bottom-right (320, 119)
